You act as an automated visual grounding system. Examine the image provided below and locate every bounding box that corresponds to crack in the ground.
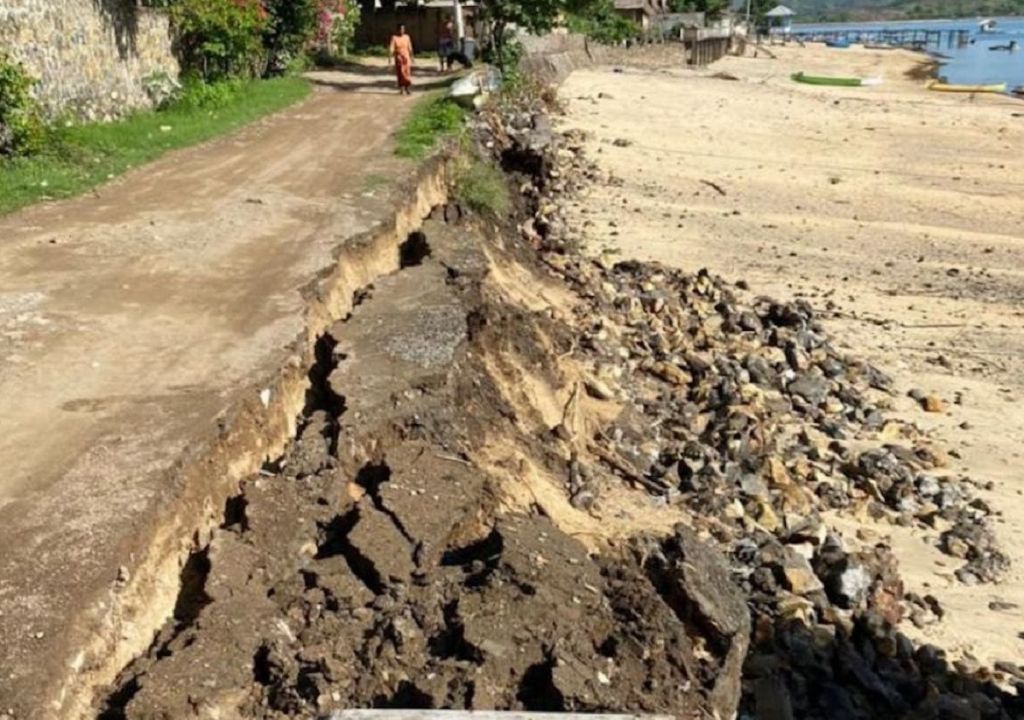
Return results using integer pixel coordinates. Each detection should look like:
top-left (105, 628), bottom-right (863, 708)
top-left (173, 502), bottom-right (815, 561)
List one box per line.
top-left (314, 508), bottom-right (384, 596)
top-left (353, 461), bottom-right (417, 548)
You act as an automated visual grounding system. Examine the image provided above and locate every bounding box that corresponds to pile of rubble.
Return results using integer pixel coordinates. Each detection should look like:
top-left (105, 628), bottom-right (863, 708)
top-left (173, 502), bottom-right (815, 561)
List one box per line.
top-left (474, 92), bottom-right (1022, 718)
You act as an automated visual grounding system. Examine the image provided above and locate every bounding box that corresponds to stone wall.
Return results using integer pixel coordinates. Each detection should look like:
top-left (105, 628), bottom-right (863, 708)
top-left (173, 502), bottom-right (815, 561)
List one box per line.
top-left (0, 0), bottom-right (179, 121)
top-left (519, 32), bottom-right (688, 83)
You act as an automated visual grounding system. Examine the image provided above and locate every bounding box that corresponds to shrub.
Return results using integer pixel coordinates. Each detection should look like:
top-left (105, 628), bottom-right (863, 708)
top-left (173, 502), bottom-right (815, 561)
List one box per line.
top-left (394, 96), bottom-right (467, 160)
top-left (670, 0), bottom-right (728, 19)
top-left (331, 0), bottom-right (362, 58)
top-left (565, 0), bottom-right (638, 44)
top-left (263, 0), bottom-right (319, 74)
top-left (142, 71), bottom-right (183, 109)
top-left (171, 76), bottom-right (244, 110)
top-left (0, 53), bottom-right (44, 158)
top-left (169, 0), bottom-right (270, 80)
top-left (455, 160), bottom-right (510, 216)
top-left (352, 44), bottom-right (390, 58)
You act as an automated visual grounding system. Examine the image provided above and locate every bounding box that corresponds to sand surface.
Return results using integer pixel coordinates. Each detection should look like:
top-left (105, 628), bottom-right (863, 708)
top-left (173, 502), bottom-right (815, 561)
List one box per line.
top-left (561, 44), bottom-right (1024, 668)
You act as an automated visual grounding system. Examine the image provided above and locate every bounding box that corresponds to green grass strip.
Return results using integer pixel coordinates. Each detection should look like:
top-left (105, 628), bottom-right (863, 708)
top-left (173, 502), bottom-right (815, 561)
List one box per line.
top-left (394, 91), bottom-right (468, 161)
top-left (0, 76), bottom-right (311, 216)
top-left (455, 159), bottom-right (510, 216)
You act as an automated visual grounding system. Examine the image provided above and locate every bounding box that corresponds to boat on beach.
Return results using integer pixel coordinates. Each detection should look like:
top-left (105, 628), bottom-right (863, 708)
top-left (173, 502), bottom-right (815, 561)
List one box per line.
top-left (927, 79), bottom-right (1007, 93)
top-left (449, 67), bottom-right (503, 108)
top-left (791, 72), bottom-right (879, 87)
top-left (824, 38), bottom-right (851, 48)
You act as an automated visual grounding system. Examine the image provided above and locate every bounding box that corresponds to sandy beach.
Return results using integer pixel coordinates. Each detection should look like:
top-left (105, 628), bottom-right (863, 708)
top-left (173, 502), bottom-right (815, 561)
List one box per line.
top-left (561, 44), bottom-right (1024, 668)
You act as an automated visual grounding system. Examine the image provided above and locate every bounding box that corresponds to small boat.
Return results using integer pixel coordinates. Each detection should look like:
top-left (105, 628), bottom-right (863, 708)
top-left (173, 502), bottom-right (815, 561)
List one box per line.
top-left (927, 80), bottom-right (1007, 94)
top-left (979, 18), bottom-right (998, 33)
top-left (989, 40), bottom-right (1019, 52)
top-left (449, 67), bottom-right (502, 109)
top-left (824, 38), bottom-right (851, 48)
top-left (791, 72), bottom-right (880, 87)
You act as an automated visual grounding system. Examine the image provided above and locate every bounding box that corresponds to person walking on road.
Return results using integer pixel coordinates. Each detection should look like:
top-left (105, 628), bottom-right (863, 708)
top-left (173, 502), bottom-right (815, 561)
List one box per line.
top-left (389, 23), bottom-right (414, 95)
top-left (438, 15), bottom-right (455, 72)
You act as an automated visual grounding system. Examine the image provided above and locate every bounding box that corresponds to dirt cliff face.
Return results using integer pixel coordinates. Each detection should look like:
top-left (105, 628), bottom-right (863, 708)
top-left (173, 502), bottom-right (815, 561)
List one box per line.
top-left (94, 210), bottom-right (747, 719)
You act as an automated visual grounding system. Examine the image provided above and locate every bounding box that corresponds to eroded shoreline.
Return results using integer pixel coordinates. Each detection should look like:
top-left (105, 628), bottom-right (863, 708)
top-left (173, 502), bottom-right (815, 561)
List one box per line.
top-left (91, 79), bottom-right (1023, 719)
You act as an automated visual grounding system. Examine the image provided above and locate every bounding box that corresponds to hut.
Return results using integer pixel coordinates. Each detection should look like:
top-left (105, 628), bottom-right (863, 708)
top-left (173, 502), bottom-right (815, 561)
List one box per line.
top-left (613, 0), bottom-right (670, 32)
top-left (764, 4), bottom-right (795, 36)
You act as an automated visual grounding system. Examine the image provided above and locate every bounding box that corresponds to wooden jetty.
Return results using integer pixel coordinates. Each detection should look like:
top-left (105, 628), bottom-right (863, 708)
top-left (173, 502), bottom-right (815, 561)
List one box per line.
top-left (789, 27), bottom-right (970, 50)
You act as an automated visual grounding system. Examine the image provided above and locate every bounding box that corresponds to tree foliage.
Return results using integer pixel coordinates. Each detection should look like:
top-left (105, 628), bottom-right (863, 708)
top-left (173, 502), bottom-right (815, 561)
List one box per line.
top-left (669, 0), bottom-right (729, 19)
top-left (263, 0), bottom-right (320, 72)
top-left (164, 0), bottom-right (354, 78)
top-left (477, 0), bottom-right (614, 70)
top-left (0, 52), bottom-right (44, 157)
top-left (169, 0), bottom-right (270, 80)
top-left (330, 0), bottom-right (363, 58)
top-left (565, 0), bottom-right (639, 43)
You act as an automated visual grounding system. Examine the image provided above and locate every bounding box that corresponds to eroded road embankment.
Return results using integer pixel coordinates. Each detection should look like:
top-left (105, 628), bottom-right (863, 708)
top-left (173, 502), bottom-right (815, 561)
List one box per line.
top-left (93, 95), bottom-right (1023, 720)
top-left (95, 210), bottom-right (748, 720)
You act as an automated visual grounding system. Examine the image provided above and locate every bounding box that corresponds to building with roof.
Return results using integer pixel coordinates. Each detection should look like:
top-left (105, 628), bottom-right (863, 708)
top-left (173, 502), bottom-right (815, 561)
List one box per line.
top-left (763, 4), bottom-right (796, 34)
top-left (613, 0), bottom-right (670, 31)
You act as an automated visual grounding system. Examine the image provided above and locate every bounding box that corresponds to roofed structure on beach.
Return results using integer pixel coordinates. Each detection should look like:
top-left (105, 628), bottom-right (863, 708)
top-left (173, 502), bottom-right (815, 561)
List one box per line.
top-left (764, 4), bottom-right (795, 33)
top-left (614, 0), bottom-right (670, 30)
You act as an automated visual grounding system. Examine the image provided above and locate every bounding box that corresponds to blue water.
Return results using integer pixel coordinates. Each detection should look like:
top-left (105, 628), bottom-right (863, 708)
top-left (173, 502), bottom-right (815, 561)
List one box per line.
top-left (792, 16), bottom-right (1024, 87)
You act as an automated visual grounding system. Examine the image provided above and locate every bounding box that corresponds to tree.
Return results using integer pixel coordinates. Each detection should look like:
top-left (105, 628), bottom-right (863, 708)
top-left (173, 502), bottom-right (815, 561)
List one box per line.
top-left (669, 0), bottom-right (728, 19)
top-left (565, 0), bottom-right (638, 44)
top-left (263, 0), bottom-right (320, 72)
top-left (331, 0), bottom-right (363, 57)
top-left (749, 0), bottom-right (777, 26)
top-left (478, 0), bottom-right (602, 70)
top-left (169, 0), bottom-right (270, 80)
top-left (478, 0), bottom-right (563, 70)
top-left (0, 53), bottom-right (44, 157)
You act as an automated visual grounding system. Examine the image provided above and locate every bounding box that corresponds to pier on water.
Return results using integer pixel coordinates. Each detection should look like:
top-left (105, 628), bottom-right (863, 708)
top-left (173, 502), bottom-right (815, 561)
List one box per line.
top-left (788, 27), bottom-right (971, 50)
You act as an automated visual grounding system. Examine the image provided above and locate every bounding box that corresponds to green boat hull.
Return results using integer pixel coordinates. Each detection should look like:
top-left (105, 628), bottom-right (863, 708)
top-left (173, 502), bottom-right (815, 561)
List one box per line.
top-left (791, 72), bottom-right (862, 87)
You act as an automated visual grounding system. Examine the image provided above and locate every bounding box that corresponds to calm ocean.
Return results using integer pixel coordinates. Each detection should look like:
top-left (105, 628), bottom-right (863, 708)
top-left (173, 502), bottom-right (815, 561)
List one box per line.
top-left (792, 16), bottom-right (1024, 88)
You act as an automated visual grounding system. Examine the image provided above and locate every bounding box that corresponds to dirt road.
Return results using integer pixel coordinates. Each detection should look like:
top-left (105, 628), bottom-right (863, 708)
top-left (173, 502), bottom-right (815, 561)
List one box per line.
top-left (0, 64), bottom-right (446, 718)
top-left (561, 45), bottom-right (1024, 668)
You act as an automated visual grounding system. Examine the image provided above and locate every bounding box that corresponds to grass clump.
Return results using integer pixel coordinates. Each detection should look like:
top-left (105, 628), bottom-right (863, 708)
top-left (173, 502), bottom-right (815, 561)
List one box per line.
top-left (0, 76), bottom-right (310, 216)
top-left (455, 159), bottom-right (510, 216)
top-left (394, 93), bottom-right (467, 161)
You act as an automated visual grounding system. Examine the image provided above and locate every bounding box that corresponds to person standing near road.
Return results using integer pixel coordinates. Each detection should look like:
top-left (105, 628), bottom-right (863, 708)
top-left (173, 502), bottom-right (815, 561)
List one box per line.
top-left (389, 23), bottom-right (414, 95)
top-left (438, 15), bottom-right (455, 72)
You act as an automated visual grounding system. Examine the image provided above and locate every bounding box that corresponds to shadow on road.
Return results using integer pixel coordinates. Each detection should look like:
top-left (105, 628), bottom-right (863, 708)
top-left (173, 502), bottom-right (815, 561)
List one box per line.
top-left (306, 64), bottom-right (457, 95)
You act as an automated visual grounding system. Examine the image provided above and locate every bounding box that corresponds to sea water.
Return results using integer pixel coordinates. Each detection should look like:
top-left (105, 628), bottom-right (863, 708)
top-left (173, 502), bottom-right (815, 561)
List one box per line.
top-left (792, 16), bottom-right (1024, 88)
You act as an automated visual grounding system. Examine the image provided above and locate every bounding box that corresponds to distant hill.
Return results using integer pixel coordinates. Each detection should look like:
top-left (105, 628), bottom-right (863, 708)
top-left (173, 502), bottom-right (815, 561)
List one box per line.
top-left (783, 0), bottom-right (1024, 22)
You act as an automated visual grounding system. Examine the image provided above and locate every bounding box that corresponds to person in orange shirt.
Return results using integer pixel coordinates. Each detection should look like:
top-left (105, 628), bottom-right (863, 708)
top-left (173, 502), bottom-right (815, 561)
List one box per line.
top-left (388, 23), bottom-right (414, 95)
